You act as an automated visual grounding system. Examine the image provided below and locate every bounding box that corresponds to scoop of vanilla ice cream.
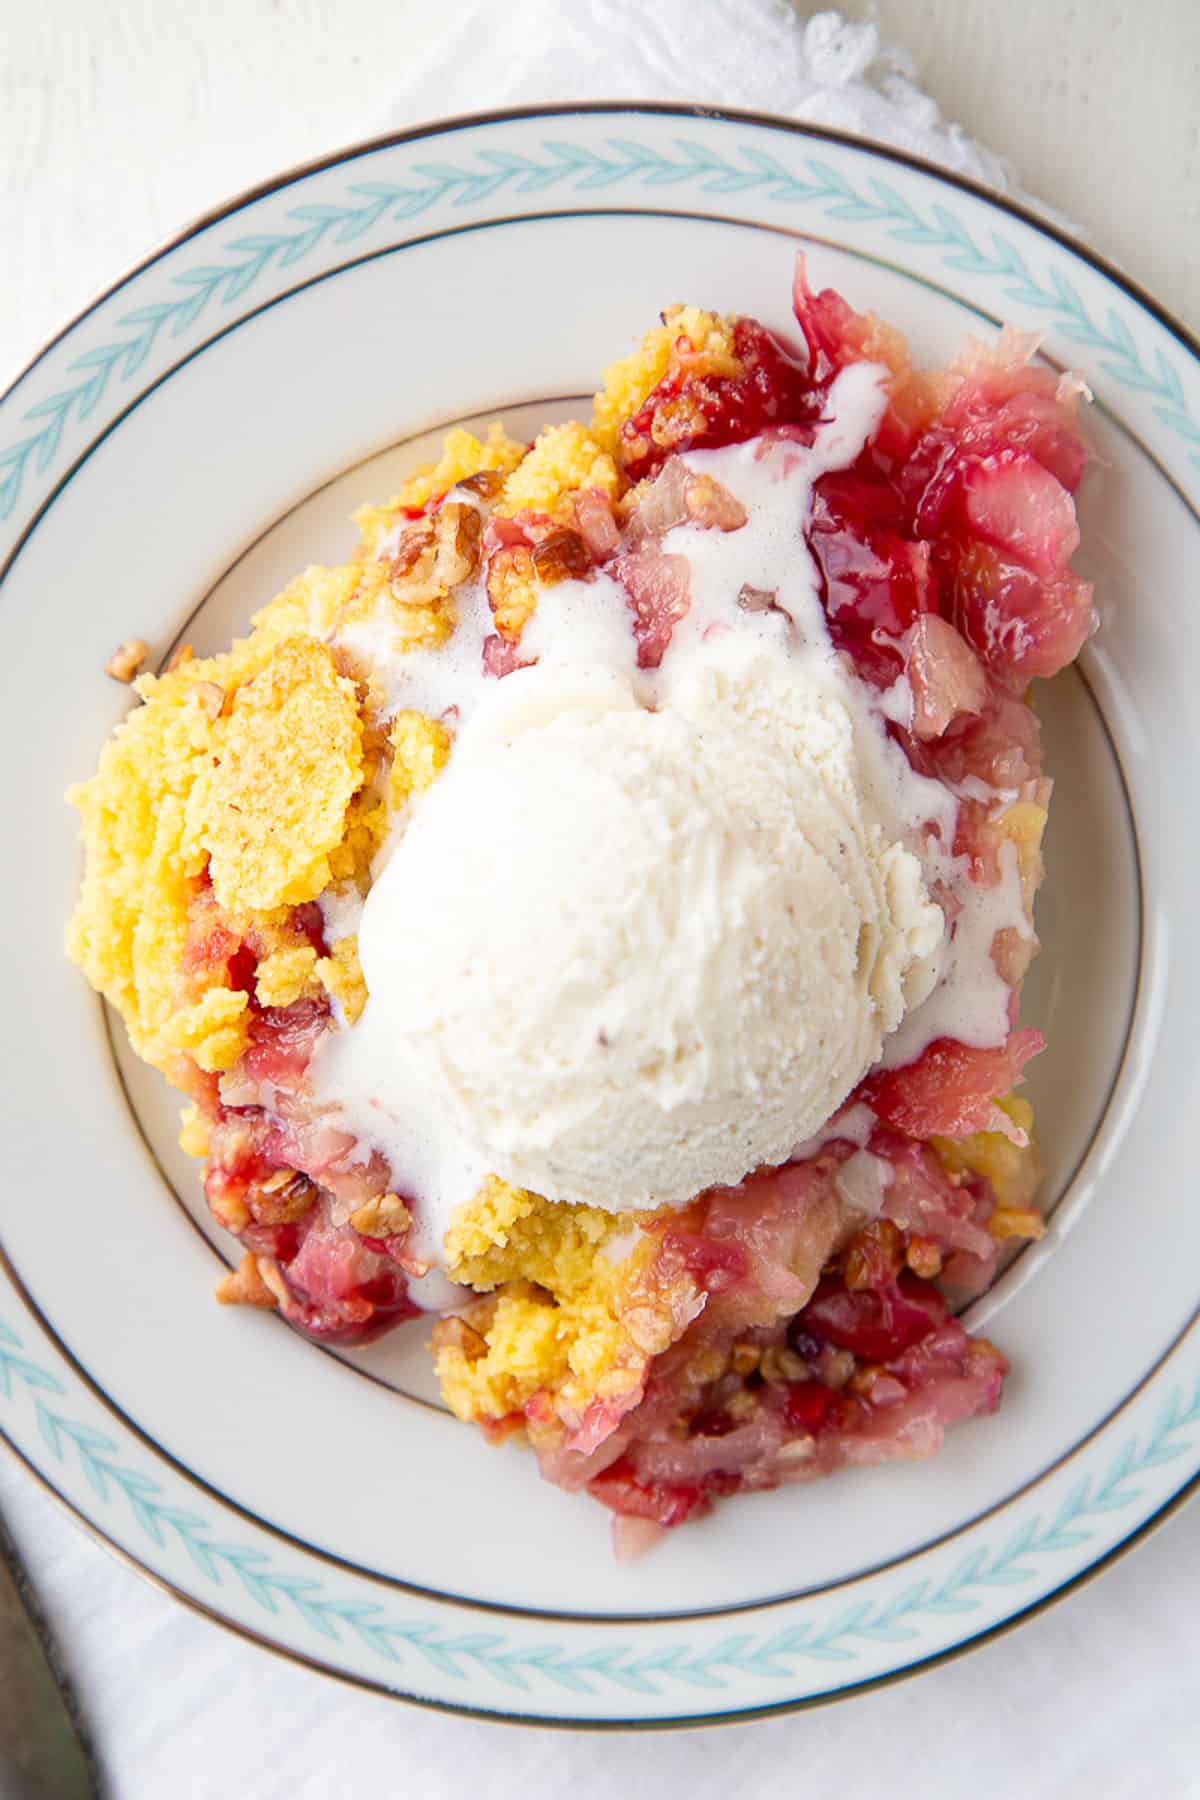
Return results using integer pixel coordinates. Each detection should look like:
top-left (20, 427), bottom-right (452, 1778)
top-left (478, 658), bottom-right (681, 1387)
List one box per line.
top-left (356, 645), bottom-right (943, 1213)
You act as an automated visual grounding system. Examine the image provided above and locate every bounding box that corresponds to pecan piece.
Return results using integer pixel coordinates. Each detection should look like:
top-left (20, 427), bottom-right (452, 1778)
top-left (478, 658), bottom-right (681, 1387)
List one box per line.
top-left (388, 519), bottom-right (436, 581)
top-left (251, 1169), bottom-right (317, 1226)
top-left (905, 1236), bottom-right (944, 1280)
top-left (349, 1192), bottom-right (412, 1238)
top-left (457, 469), bottom-right (504, 499)
top-left (531, 527), bottom-right (591, 584)
top-left (759, 1345), bottom-right (811, 1385)
top-left (432, 500), bottom-right (482, 587)
top-left (486, 545), bottom-right (539, 641)
top-left (215, 1253), bottom-right (278, 1310)
top-left (430, 1316), bottom-right (488, 1362)
top-left (843, 1218), bottom-right (905, 1291)
top-left (105, 638), bottom-right (148, 683)
top-left (192, 680), bottom-right (226, 722)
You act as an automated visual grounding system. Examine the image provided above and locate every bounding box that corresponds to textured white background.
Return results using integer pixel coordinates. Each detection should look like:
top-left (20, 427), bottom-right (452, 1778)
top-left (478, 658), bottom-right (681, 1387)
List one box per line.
top-left (3, 2), bottom-right (1199, 1795)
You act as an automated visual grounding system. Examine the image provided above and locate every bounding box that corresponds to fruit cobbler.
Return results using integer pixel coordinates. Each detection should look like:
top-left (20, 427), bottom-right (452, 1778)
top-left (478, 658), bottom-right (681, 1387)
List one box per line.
top-left (68, 260), bottom-right (1093, 1553)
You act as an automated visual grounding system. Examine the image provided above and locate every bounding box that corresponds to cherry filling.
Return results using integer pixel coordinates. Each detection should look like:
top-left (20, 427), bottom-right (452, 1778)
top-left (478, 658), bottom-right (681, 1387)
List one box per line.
top-left (201, 995), bottom-right (420, 1345)
top-left (618, 317), bottom-right (821, 483)
top-left (807, 472), bottom-right (937, 687)
top-left (607, 264), bottom-right (1090, 705)
top-left (582, 1153), bottom-right (1009, 1537)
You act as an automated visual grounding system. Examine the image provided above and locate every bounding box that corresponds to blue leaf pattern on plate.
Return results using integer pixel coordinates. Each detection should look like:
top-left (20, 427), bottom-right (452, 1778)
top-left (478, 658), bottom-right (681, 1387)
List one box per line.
top-left (2, 137), bottom-right (1197, 523)
top-left (3, 1316), bottom-right (1197, 1695)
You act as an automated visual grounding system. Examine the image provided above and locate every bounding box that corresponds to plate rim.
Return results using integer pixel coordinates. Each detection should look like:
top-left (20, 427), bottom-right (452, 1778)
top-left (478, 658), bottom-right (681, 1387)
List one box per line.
top-left (2, 99), bottom-right (1197, 1726)
top-left (3, 99), bottom-right (1197, 409)
top-left (5, 1417), bottom-right (1197, 1734)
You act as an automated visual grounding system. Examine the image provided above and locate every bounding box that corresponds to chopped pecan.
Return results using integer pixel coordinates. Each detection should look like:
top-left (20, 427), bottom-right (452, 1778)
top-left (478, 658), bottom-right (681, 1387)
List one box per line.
top-left (684, 472), bottom-right (747, 530)
top-left (759, 1345), bottom-right (811, 1385)
top-left (905, 1236), bottom-right (944, 1280)
top-left (821, 1349), bottom-right (857, 1391)
top-left (531, 528), bottom-right (591, 584)
top-left (215, 1253), bottom-right (278, 1310)
top-left (685, 1344), bottom-right (730, 1387)
top-left (349, 1192), bottom-right (412, 1238)
top-left (430, 1316), bottom-right (488, 1362)
top-left (105, 638), bottom-right (148, 683)
top-left (192, 680), bottom-right (226, 722)
top-left (388, 519), bottom-right (436, 581)
top-left (251, 1169), bottom-right (317, 1226)
top-left (433, 500), bottom-right (482, 587)
top-left (387, 502), bottom-right (480, 608)
top-left (486, 545), bottom-right (539, 641)
top-left (843, 1218), bottom-right (905, 1291)
top-left (457, 469), bottom-right (505, 499)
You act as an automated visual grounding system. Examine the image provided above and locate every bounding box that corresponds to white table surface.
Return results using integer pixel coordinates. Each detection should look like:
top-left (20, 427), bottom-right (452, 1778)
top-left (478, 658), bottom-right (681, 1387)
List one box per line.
top-left (3, 2), bottom-right (1199, 1795)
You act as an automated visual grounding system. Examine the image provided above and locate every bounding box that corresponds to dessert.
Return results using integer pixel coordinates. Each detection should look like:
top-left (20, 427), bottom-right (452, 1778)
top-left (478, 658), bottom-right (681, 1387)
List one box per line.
top-left (67, 261), bottom-right (1093, 1550)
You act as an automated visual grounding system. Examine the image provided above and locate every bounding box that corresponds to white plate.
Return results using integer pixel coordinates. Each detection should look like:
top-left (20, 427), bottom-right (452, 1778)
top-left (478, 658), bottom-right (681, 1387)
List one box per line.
top-left (1, 105), bottom-right (1197, 1726)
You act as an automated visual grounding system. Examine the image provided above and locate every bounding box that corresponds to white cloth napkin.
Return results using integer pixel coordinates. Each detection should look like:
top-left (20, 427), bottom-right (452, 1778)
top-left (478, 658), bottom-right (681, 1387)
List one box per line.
top-left (2, 5), bottom-right (1188, 1796)
top-left (388, 2), bottom-right (1020, 195)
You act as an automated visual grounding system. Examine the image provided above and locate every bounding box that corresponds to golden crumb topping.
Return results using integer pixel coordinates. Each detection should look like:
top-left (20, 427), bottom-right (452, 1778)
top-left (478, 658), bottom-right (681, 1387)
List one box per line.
top-left (254, 943), bottom-right (322, 1009)
top-left (495, 422), bottom-right (620, 519)
top-left (251, 563), bottom-right (369, 640)
top-left (444, 1175), bottom-right (618, 1292)
top-left (994, 796), bottom-right (1049, 908)
top-left (187, 637), bottom-right (364, 914)
top-left (315, 935), bottom-right (368, 1024)
top-left (387, 710), bottom-right (452, 812)
top-left (434, 1178), bottom-right (658, 1429)
top-left (434, 1283), bottom-right (647, 1431)
top-left (178, 1104), bottom-right (212, 1159)
top-left (349, 1192), bottom-right (412, 1238)
top-left (354, 424), bottom-right (526, 552)
top-left (161, 986), bottom-right (251, 1073)
top-left (933, 1096), bottom-right (1040, 1213)
top-left (591, 305), bottom-right (738, 454)
top-left (65, 654), bottom-right (235, 1066)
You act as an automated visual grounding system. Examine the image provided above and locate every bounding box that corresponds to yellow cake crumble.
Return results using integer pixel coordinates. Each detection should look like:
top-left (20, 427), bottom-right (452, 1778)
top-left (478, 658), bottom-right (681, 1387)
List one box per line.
top-left (434, 1178), bottom-right (665, 1432)
top-left (933, 1096), bottom-right (1041, 1219)
top-left (591, 304), bottom-right (738, 456)
top-left (495, 422), bottom-right (620, 519)
top-left (66, 649), bottom-right (244, 1067)
top-left (161, 986), bottom-right (252, 1073)
top-left (187, 636), bottom-right (364, 915)
top-left (387, 710), bottom-right (452, 811)
top-left (315, 936), bottom-right (368, 1024)
top-left (354, 424), bottom-right (526, 552)
top-left (254, 944), bottom-right (322, 1010)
